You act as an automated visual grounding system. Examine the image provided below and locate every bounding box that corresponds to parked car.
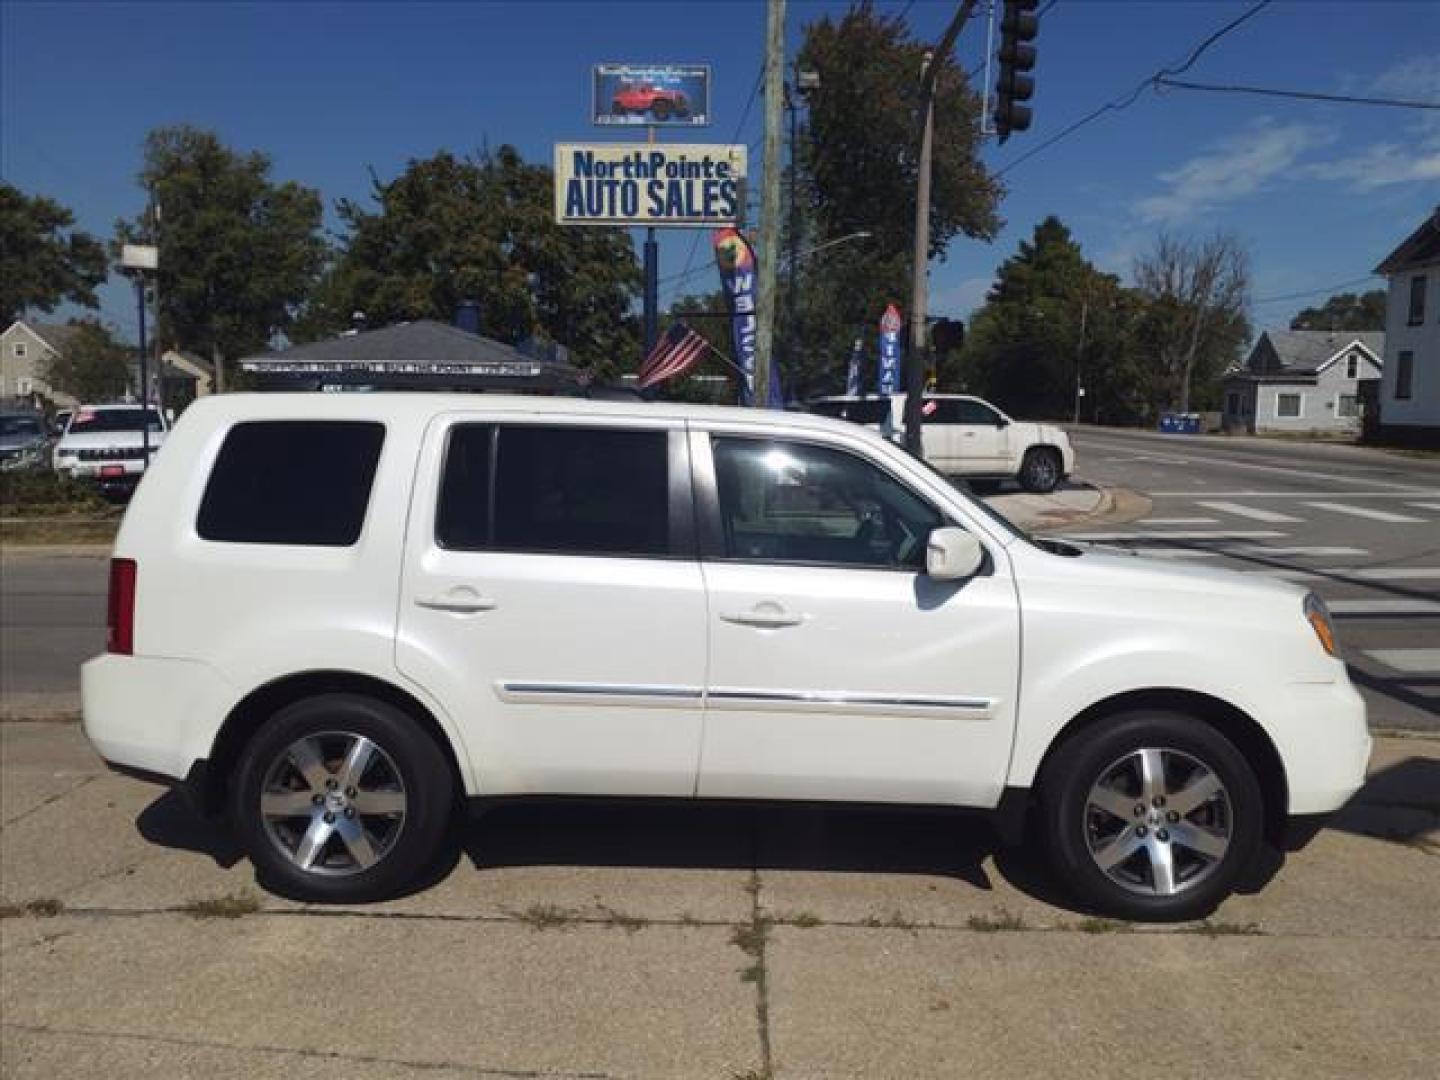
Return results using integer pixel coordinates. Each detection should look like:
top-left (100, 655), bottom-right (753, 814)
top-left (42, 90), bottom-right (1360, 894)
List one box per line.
top-left (611, 81), bottom-right (689, 120)
top-left (52, 403), bottom-right (168, 498)
top-left (83, 394), bottom-right (1369, 918)
top-left (807, 393), bottom-right (1074, 493)
top-left (0, 410), bottom-right (51, 471)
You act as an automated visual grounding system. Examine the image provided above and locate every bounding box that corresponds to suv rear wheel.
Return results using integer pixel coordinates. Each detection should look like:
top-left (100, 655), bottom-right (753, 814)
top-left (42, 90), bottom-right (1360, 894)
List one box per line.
top-left (1018, 447), bottom-right (1061, 493)
top-left (1038, 711), bottom-right (1263, 921)
top-left (231, 693), bottom-right (454, 902)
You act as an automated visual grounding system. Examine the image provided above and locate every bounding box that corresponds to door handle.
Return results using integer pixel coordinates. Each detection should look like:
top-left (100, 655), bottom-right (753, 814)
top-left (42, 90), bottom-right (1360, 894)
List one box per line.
top-left (415, 588), bottom-right (497, 614)
top-left (721, 605), bottom-right (806, 629)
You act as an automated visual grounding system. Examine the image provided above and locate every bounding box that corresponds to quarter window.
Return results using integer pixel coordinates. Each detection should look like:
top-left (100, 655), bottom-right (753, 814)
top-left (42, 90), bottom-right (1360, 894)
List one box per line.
top-left (711, 437), bottom-right (944, 569)
top-left (197, 421), bottom-right (385, 546)
top-left (1276, 393), bottom-right (1302, 419)
top-left (438, 425), bottom-right (671, 557)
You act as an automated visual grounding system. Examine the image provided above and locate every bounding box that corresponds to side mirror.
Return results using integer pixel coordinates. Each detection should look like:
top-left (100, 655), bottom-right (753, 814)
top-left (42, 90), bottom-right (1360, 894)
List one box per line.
top-left (926, 527), bottom-right (984, 581)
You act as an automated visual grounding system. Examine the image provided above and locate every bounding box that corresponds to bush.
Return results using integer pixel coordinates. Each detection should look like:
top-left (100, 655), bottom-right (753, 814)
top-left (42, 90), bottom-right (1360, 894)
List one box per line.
top-left (0, 469), bottom-right (113, 517)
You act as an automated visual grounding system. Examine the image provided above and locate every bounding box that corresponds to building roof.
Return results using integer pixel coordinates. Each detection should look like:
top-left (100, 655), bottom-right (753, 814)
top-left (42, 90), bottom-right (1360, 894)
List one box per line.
top-left (239, 319), bottom-right (581, 392)
top-left (1251, 329), bottom-right (1384, 377)
top-left (1375, 205), bottom-right (1440, 275)
top-left (9, 321), bottom-right (83, 354)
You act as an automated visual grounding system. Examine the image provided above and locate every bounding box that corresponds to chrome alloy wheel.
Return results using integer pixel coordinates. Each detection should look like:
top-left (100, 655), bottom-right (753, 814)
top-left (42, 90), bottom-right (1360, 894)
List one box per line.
top-left (259, 731), bottom-right (407, 876)
top-left (1083, 747), bottom-right (1232, 897)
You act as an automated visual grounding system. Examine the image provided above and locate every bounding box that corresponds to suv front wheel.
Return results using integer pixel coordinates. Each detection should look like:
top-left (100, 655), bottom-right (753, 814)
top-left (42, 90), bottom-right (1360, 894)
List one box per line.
top-left (231, 693), bottom-right (454, 902)
top-left (1018, 447), bottom-right (1061, 493)
top-left (1038, 711), bottom-right (1263, 921)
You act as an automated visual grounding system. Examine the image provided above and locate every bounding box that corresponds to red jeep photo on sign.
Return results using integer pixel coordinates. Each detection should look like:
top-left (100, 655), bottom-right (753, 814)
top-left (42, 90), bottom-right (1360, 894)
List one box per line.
top-left (593, 63), bottom-right (710, 127)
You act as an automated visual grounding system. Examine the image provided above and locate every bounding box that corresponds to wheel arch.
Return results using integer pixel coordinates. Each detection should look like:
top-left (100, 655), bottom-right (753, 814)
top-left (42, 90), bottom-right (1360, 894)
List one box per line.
top-left (198, 670), bottom-right (468, 817)
top-left (1030, 687), bottom-right (1289, 848)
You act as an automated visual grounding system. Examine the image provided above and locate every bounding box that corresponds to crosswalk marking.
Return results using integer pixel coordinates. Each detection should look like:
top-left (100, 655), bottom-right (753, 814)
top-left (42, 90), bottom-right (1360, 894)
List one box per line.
top-left (1406, 502), bottom-right (1440, 511)
top-left (1233, 546), bottom-right (1369, 557)
top-left (1066, 530), bottom-right (1285, 541)
top-left (1244, 568), bottom-right (1319, 580)
top-left (1148, 491), bottom-right (1440, 499)
top-left (1141, 517), bottom-right (1219, 525)
top-left (1364, 649), bottom-right (1440, 673)
top-left (1196, 501), bottom-right (1302, 523)
top-left (1351, 567), bottom-right (1440, 581)
top-left (1301, 501), bottom-right (1427, 524)
top-left (1327, 599), bottom-right (1440, 615)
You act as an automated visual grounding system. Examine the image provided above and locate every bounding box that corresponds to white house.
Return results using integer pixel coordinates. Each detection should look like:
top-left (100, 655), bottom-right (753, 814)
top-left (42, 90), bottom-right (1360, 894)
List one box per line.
top-left (1221, 329), bottom-right (1383, 435)
top-left (0, 320), bottom-right (81, 410)
top-left (1373, 206), bottom-right (1440, 445)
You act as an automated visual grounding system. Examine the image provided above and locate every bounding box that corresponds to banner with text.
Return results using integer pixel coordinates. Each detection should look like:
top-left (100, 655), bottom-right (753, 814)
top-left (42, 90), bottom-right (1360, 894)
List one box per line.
top-left (593, 64), bottom-right (711, 127)
top-left (554, 143), bottom-right (746, 228)
top-left (713, 227), bottom-right (758, 404)
top-left (878, 304), bottom-right (903, 395)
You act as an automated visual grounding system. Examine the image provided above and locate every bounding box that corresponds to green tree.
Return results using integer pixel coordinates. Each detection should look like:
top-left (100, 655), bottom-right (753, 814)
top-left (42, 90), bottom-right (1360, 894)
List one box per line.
top-left (1133, 231), bottom-right (1251, 413)
top-left (43, 320), bottom-right (130, 401)
top-left (1289, 289), bottom-right (1386, 331)
top-left (116, 126), bottom-right (327, 391)
top-left (958, 217), bottom-right (1141, 421)
top-left (659, 290), bottom-right (739, 401)
top-left (305, 147), bottom-right (641, 380)
top-left (780, 1), bottom-right (1003, 394)
top-left (0, 183), bottom-right (108, 323)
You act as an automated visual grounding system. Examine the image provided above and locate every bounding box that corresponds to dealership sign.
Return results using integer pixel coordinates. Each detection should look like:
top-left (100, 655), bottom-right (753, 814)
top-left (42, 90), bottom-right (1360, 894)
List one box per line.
top-left (554, 143), bottom-right (746, 228)
top-left (593, 64), bottom-right (711, 127)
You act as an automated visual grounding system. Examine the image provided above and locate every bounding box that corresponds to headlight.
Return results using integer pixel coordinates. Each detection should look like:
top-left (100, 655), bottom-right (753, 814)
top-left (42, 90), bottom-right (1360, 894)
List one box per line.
top-left (1304, 593), bottom-right (1339, 658)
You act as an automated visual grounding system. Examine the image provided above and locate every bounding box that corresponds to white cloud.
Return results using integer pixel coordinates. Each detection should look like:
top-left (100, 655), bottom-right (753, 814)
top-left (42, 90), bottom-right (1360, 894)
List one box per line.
top-left (1134, 119), bottom-right (1334, 224)
top-left (1306, 141), bottom-right (1440, 190)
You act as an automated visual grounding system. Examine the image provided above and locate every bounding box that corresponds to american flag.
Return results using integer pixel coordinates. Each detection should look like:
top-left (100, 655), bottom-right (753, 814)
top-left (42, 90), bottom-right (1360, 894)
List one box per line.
top-left (638, 323), bottom-right (709, 389)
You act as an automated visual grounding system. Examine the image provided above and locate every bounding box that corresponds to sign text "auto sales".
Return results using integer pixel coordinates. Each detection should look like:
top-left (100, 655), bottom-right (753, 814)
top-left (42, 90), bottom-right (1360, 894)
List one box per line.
top-left (554, 144), bottom-right (747, 228)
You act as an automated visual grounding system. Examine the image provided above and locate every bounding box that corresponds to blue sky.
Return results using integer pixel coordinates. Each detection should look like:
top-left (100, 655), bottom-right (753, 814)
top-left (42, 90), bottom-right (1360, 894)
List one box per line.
top-left (3, 0), bottom-right (1437, 345)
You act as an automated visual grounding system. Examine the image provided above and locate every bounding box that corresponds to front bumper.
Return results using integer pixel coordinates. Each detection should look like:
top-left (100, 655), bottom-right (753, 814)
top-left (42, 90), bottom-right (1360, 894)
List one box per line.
top-left (1272, 678), bottom-right (1372, 815)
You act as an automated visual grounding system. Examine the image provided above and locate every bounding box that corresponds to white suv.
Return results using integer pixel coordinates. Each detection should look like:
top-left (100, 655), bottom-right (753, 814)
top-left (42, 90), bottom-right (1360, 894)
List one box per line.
top-left (53, 403), bottom-right (168, 497)
top-left (83, 393), bottom-right (1370, 919)
top-left (808, 393), bottom-right (1074, 492)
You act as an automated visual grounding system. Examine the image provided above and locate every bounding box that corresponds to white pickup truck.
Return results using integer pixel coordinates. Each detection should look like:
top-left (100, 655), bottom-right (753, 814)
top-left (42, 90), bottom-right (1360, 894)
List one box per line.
top-left (807, 393), bottom-right (1075, 493)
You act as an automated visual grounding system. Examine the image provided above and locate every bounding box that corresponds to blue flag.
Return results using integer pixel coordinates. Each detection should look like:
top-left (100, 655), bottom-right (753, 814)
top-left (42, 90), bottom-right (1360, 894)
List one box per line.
top-left (713, 228), bottom-right (759, 405)
top-left (878, 304), bottom-right (902, 395)
top-left (845, 335), bottom-right (863, 397)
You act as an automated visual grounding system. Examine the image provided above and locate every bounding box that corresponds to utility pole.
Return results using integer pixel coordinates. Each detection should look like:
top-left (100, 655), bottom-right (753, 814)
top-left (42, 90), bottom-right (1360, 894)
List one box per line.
top-left (643, 127), bottom-right (659, 357)
top-left (904, 0), bottom-right (976, 455)
top-left (753, 0), bottom-right (786, 409)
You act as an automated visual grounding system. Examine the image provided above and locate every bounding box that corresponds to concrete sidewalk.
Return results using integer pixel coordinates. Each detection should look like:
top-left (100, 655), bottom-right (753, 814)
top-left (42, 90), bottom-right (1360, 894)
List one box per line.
top-left (986, 482), bottom-right (1149, 533)
top-left (3, 722), bottom-right (1436, 1078)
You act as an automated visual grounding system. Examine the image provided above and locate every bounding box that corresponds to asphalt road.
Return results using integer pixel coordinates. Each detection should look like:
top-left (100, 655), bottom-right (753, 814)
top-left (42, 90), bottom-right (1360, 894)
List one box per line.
top-left (0, 554), bottom-right (104, 705)
top-left (1064, 427), bottom-right (1440, 732)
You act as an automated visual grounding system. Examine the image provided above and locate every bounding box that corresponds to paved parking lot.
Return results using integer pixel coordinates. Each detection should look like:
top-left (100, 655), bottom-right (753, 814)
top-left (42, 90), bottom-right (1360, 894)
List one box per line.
top-left (3, 721), bottom-right (1436, 1078)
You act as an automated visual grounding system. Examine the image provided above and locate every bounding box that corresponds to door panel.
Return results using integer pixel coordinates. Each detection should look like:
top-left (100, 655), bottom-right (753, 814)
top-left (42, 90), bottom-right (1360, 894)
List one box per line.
top-left (397, 418), bottom-right (707, 797)
top-left (695, 434), bottom-right (1021, 807)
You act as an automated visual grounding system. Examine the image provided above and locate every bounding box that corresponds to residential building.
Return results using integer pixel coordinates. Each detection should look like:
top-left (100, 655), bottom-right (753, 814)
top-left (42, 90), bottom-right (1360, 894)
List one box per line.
top-left (239, 319), bottom-right (581, 393)
top-left (0, 320), bottom-right (82, 410)
top-left (1373, 206), bottom-right (1440, 445)
top-left (1221, 329), bottom-right (1383, 435)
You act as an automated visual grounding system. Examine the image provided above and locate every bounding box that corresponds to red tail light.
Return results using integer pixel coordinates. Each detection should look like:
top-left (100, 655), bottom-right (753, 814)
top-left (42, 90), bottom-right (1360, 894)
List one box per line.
top-left (107, 558), bottom-right (136, 655)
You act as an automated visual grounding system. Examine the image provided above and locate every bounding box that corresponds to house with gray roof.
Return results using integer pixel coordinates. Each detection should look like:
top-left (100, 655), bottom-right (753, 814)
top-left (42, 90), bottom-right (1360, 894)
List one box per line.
top-left (1221, 329), bottom-right (1383, 435)
top-left (1373, 206), bottom-right (1439, 445)
top-left (1, 320), bottom-right (84, 409)
top-left (239, 319), bottom-right (581, 393)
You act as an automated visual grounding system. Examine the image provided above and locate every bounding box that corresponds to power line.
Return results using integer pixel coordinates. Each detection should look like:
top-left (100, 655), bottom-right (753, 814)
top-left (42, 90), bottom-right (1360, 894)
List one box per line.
top-left (662, 65), bottom-right (765, 305)
top-left (1154, 77), bottom-right (1440, 110)
top-left (995, 0), bottom-right (1272, 177)
top-left (1252, 275), bottom-right (1382, 305)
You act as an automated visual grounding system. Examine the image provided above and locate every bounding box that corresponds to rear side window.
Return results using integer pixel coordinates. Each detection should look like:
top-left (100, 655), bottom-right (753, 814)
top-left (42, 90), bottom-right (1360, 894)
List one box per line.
top-left (438, 424), bottom-right (670, 557)
top-left (198, 421), bottom-right (385, 546)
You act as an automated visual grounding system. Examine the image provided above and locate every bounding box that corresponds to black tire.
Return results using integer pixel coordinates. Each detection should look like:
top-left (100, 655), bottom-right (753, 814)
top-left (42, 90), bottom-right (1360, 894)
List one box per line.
top-left (231, 693), bottom-right (454, 903)
top-left (1037, 711), bottom-right (1263, 921)
top-left (1018, 447), bottom-right (1061, 493)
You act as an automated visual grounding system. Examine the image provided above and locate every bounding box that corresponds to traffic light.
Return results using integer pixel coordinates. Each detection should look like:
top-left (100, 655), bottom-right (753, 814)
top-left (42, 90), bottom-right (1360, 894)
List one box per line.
top-left (995, 0), bottom-right (1039, 144)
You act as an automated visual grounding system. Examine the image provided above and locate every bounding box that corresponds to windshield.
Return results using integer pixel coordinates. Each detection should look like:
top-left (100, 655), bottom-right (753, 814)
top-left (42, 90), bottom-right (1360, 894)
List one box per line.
top-left (808, 399), bottom-right (891, 425)
top-left (907, 451), bottom-right (1030, 543)
top-left (0, 417), bottom-right (44, 438)
top-left (67, 409), bottom-right (164, 434)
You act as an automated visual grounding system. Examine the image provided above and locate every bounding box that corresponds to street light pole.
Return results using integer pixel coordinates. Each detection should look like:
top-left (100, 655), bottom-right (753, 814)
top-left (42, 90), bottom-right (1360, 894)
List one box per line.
top-left (121, 243), bottom-right (158, 463)
top-left (904, 0), bottom-right (977, 455)
top-left (753, 0), bottom-right (786, 408)
top-left (1073, 295), bottom-right (1088, 426)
